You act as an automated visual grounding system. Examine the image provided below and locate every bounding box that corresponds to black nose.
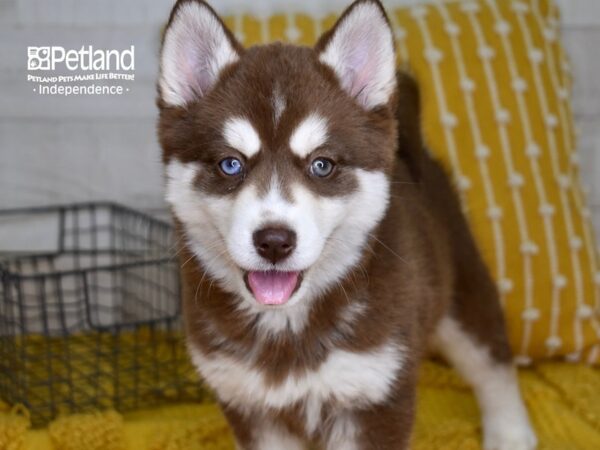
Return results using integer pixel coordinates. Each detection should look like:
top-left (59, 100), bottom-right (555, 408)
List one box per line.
top-left (253, 227), bottom-right (296, 264)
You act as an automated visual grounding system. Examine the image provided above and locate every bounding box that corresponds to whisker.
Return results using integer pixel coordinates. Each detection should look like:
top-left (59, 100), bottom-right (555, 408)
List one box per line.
top-left (193, 279), bottom-right (202, 308)
top-left (338, 281), bottom-right (351, 305)
top-left (180, 252), bottom-right (197, 269)
top-left (386, 193), bottom-right (405, 201)
top-left (167, 236), bottom-right (187, 261)
top-left (368, 233), bottom-right (410, 266)
top-left (179, 237), bottom-right (229, 269)
top-left (206, 279), bottom-right (216, 300)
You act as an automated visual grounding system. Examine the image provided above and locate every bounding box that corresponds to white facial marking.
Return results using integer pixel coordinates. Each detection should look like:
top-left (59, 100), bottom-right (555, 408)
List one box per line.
top-left (256, 424), bottom-right (304, 450)
top-left (304, 169), bottom-right (389, 303)
top-left (167, 156), bottom-right (390, 336)
top-left (165, 159), bottom-right (241, 294)
top-left (272, 89), bottom-right (286, 124)
top-left (165, 158), bottom-right (199, 196)
top-left (227, 174), bottom-right (326, 274)
top-left (223, 117), bottom-right (261, 158)
top-left (289, 113), bottom-right (329, 158)
top-left (232, 169), bottom-right (389, 335)
top-left (318, 1), bottom-right (396, 109)
top-left (189, 341), bottom-right (405, 414)
top-left (253, 300), bottom-right (312, 336)
top-left (432, 317), bottom-right (537, 450)
top-left (159, 2), bottom-right (239, 106)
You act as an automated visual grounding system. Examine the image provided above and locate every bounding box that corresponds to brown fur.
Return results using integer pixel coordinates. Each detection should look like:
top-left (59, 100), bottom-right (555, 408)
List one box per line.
top-left (158, 1), bottom-right (513, 448)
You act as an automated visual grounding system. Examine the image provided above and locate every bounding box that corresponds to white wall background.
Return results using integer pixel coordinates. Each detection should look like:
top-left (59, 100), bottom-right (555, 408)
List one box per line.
top-left (0, 0), bottom-right (598, 241)
top-left (555, 0), bottom-right (600, 244)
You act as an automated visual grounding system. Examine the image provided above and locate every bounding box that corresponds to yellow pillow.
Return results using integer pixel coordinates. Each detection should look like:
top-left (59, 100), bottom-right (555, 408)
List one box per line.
top-left (223, 0), bottom-right (600, 364)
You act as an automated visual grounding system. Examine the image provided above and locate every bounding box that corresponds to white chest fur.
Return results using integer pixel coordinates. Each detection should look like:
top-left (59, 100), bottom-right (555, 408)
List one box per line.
top-left (188, 342), bottom-right (405, 433)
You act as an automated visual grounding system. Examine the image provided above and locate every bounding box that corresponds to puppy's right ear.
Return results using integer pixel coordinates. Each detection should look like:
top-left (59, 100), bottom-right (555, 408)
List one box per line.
top-left (159, 0), bottom-right (241, 107)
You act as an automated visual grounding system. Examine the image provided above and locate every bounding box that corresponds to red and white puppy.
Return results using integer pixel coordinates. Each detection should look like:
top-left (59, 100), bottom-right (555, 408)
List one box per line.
top-left (157, 1), bottom-right (537, 449)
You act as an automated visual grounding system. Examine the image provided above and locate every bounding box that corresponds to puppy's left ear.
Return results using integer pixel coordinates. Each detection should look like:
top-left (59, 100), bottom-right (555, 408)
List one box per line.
top-left (316, 0), bottom-right (396, 110)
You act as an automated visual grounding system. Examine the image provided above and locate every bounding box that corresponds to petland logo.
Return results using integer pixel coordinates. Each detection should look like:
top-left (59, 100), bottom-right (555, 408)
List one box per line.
top-left (28, 45), bottom-right (135, 71)
top-left (27, 45), bottom-right (135, 96)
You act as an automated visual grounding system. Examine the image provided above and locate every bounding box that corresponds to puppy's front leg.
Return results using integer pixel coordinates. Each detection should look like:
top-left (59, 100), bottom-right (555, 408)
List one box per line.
top-left (326, 379), bottom-right (417, 450)
top-left (433, 316), bottom-right (537, 450)
top-left (251, 423), bottom-right (305, 450)
top-left (223, 405), bottom-right (305, 450)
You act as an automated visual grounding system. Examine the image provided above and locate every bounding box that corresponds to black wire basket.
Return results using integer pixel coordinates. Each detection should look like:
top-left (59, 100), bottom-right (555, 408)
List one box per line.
top-left (0, 203), bottom-right (205, 427)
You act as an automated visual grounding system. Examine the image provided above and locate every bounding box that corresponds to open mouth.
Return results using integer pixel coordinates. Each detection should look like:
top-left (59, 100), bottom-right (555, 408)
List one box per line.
top-left (244, 270), bottom-right (303, 306)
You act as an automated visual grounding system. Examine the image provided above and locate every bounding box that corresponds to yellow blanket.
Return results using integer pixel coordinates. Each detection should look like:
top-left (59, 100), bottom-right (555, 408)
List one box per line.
top-left (2, 361), bottom-right (599, 450)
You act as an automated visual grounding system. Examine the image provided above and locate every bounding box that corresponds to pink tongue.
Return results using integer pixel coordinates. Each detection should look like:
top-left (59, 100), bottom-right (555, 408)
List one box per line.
top-left (247, 271), bottom-right (299, 305)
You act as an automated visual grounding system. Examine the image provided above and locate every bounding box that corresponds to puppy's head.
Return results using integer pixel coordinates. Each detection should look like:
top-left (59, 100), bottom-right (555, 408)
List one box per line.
top-left (158, 0), bottom-right (398, 312)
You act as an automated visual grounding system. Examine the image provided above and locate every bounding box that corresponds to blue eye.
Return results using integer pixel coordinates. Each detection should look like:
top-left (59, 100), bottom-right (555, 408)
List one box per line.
top-left (219, 157), bottom-right (243, 176)
top-left (310, 158), bottom-right (335, 177)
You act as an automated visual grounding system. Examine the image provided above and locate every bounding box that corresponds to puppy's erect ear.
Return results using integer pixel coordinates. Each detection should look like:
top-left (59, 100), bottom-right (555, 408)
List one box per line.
top-left (316, 0), bottom-right (396, 110)
top-left (159, 0), bottom-right (241, 107)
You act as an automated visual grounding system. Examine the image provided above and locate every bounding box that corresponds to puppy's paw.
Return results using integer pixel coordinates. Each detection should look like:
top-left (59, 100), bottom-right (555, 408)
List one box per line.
top-left (483, 421), bottom-right (538, 450)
